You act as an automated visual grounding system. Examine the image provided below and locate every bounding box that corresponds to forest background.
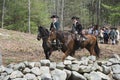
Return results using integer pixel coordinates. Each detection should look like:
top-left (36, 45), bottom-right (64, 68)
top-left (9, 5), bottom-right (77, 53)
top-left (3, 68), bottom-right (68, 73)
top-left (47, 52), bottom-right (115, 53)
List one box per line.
top-left (0, 0), bottom-right (120, 33)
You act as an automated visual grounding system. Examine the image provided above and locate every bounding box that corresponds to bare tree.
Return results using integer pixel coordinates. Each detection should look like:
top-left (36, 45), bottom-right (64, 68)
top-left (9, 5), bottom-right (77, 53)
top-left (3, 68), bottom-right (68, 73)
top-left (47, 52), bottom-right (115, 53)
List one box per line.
top-left (61, 0), bottom-right (64, 30)
top-left (28, 0), bottom-right (31, 33)
top-left (1, 0), bottom-right (5, 28)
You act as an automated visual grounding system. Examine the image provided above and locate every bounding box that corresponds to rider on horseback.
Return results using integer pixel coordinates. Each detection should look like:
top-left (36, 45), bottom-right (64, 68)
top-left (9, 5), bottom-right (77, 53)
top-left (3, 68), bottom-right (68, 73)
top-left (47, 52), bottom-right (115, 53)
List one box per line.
top-left (71, 16), bottom-right (87, 41)
top-left (50, 15), bottom-right (61, 50)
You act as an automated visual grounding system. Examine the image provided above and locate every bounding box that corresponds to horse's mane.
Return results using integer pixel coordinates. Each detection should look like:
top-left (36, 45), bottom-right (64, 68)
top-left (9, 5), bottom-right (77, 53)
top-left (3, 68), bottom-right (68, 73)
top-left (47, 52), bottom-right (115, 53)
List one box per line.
top-left (38, 26), bottom-right (49, 37)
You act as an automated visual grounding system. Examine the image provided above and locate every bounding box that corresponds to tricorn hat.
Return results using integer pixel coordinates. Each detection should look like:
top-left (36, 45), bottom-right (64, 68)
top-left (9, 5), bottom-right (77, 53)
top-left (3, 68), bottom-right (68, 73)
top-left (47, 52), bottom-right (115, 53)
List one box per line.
top-left (50, 15), bottom-right (59, 18)
top-left (71, 16), bottom-right (79, 20)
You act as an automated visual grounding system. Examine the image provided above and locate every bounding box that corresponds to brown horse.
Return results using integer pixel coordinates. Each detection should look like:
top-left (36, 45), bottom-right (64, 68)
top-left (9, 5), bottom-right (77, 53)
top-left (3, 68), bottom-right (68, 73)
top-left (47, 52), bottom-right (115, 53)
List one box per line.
top-left (48, 29), bottom-right (100, 61)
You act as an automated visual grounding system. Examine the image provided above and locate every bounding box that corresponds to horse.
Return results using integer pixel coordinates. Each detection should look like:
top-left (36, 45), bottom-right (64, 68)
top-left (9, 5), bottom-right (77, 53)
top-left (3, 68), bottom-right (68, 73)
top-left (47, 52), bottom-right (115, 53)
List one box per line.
top-left (37, 26), bottom-right (59, 59)
top-left (48, 28), bottom-right (100, 61)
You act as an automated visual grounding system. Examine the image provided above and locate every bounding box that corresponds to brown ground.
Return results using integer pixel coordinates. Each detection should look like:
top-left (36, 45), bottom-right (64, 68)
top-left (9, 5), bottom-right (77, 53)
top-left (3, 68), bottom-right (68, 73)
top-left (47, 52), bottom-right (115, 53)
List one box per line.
top-left (0, 29), bottom-right (120, 66)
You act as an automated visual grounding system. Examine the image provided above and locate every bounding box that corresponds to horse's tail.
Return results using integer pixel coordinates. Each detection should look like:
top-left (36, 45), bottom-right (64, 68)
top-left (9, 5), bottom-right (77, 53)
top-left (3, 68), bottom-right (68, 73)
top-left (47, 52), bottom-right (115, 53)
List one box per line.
top-left (94, 40), bottom-right (100, 57)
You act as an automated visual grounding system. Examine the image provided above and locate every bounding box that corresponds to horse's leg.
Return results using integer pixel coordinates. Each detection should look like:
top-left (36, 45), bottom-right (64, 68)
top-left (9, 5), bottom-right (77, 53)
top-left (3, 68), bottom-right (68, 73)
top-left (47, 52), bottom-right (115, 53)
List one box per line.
top-left (90, 46), bottom-right (96, 56)
top-left (62, 50), bottom-right (71, 61)
top-left (44, 50), bottom-right (50, 59)
top-left (70, 50), bottom-right (75, 56)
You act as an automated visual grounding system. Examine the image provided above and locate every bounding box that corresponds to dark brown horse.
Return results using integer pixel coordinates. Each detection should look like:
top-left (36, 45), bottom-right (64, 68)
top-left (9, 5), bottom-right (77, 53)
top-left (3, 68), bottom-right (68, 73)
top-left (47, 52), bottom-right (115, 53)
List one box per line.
top-left (48, 29), bottom-right (100, 61)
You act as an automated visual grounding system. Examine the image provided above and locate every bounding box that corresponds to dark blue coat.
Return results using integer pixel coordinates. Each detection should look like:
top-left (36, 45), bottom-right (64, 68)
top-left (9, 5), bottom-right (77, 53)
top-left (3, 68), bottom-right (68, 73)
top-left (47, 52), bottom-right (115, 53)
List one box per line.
top-left (50, 21), bottom-right (60, 31)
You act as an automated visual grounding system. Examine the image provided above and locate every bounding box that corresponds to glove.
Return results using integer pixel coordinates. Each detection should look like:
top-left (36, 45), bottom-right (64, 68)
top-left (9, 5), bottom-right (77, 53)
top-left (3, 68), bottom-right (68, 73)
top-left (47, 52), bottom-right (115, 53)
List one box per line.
top-left (75, 31), bottom-right (78, 34)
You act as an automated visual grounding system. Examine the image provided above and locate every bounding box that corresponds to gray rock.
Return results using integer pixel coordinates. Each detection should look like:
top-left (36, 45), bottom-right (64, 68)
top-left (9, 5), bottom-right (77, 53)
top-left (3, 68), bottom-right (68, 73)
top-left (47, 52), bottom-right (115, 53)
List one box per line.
top-left (13, 63), bottom-right (25, 70)
top-left (66, 64), bottom-right (79, 71)
top-left (51, 69), bottom-right (67, 80)
top-left (64, 60), bottom-right (72, 65)
top-left (5, 68), bottom-right (13, 74)
top-left (70, 64), bottom-right (80, 71)
top-left (1, 72), bottom-right (7, 77)
top-left (102, 65), bottom-right (111, 75)
top-left (72, 60), bottom-right (81, 64)
top-left (113, 73), bottom-right (120, 80)
top-left (13, 64), bottom-right (19, 70)
top-left (10, 70), bottom-right (23, 79)
top-left (79, 65), bottom-right (92, 73)
top-left (88, 55), bottom-right (96, 62)
top-left (113, 54), bottom-right (120, 60)
top-left (37, 76), bottom-right (41, 80)
top-left (40, 59), bottom-right (50, 66)
top-left (34, 62), bottom-right (41, 68)
top-left (63, 69), bottom-right (72, 80)
top-left (106, 61), bottom-right (113, 66)
top-left (50, 62), bottom-right (56, 70)
top-left (18, 62), bottom-right (26, 69)
top-left (31, 67), bottom-right (41, 76)
top-left (13, 78), bottom-right (27, 80)
top-left (23, 67), bottom-right (31, 74)
top-left (23, 61), bottom-right (29, 67)
top-left (109, 58), bottom-right (120, 64)
top-left (24, 73), bottom-right (37, 80)
top-left (71, 71), bottom-right (86, 80)
top-left (41, 73), bottom-right (52, 80)
top-left (28, 62), bottom-right (35, 68)
top-left (7, 63), bottom-right (15, 68)
top-left (56, 62), bottom-right (65, 70)
top-left (111, 64), bottom-right (120, 74)
top-left (84, 71), bottom-right (110, 80)
top-left (91, 62), bottom-right (103, 71)
top-left (79, 60), bottom-right (89, 65)
top-left (84, 72), bottom-right (101, 80)
top-left (40, 66), bottom-right (50, 74)
top-left (0, 76), bottom-right (4, 80)
top-left (0, 65), bottom-right (5, 73)
top-left (65, 56), bottom-right (76, 61)
top-left (3, 75), bottom-right (10, 80)
top-left (81, 56), bottom-right (88, 61)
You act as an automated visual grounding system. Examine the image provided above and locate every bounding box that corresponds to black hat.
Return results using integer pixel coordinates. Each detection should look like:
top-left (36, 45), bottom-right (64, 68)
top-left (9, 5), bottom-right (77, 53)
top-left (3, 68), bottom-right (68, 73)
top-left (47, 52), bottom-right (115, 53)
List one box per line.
top-left (71, 16), bottom-right (79, 20)
top-left (50, 15), bottom-right (59, 18)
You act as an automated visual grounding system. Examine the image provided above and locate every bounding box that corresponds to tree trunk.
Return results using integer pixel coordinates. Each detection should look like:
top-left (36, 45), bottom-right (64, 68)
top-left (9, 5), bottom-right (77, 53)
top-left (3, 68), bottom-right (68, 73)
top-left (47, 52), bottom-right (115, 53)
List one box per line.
top-left (28, 0), bottom-right (31, 33)
top-left (1, 0), bottom-right (5, 28)
top-left (61, 0), bottom-right (64, 30)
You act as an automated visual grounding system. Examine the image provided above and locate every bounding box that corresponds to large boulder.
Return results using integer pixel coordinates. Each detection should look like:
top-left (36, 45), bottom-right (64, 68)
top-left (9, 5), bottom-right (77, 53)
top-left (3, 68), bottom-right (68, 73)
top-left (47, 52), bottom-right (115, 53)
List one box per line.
top-left (31, 67), bottom-right (41, 76)
top-left (5, 68), bottom-right (13, 75)
top-left (23, 67), bottom-right (31, 74)
top-left (78, 65), bottom-right (92, 73)
top-left (70, 71), bottom-right (86, 80)
top-left (65, 56), bottom-right (76, 61)
top-left (40, 66), bottom-right (50, 74)
top-left (111, 64), bottom-right (120, 74)
top-left (51, 69), bottom-right (67, 80)
top-left (101, 65), bottom-right (111, 75)
top-left (40, 59), bottom-right (51, 66)
top-left (56, 62), bottom-right (65, 70)
top-left (41, 73), bottom-right (52, 80)
top-left (113, 73), bottom-right (120, 80)
top-left (9, 70), bottom-right (23, 79)
top-left (63, 69), bottom-right (72, 80)
top-left (50, 62), bottom-right (56, 70)
top-left (24, 73), bottom-right (37, 80)
top-left (84, 71), bottom-right (110, 80)
top-left (0, 65), bottom-right (5, 73)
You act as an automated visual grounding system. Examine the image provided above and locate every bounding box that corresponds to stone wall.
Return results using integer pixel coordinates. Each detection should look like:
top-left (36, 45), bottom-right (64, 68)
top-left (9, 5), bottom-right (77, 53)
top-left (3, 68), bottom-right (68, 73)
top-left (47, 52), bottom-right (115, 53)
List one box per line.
top-left (0, 54), bottom-right (120, 80)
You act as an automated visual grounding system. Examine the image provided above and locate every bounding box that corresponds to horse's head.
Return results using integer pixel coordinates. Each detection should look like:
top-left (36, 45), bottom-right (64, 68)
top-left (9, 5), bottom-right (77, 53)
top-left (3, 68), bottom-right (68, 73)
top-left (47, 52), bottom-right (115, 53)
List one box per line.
top-left (37, 26), bottom-right (49, 40)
